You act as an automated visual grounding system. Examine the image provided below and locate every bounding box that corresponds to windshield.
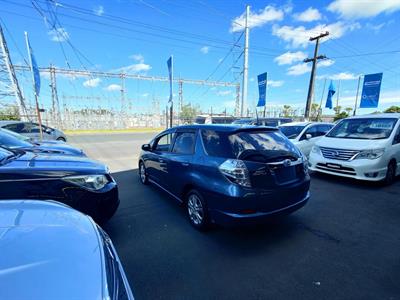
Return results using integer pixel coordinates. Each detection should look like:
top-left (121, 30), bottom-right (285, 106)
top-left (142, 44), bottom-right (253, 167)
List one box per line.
top-left (0, 147), bottom-right (16, 163)
top-left (279, 125), bottom-right (307, 139)
top-left (201, 129), bottom-right (299, 159)
top-left (232, 119), bottom-right (253, 125)
top-left (327, 118), bottom-right (398, 140)
top-left (0, 129), bottom-right (32, 148)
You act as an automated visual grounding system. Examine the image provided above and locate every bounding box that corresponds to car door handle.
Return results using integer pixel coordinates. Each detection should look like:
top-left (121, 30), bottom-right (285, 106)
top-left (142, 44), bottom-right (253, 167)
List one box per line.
top-left (181, 162), bottom-right (190, 167)
top-left (159, 158), bottom-right (164, 163)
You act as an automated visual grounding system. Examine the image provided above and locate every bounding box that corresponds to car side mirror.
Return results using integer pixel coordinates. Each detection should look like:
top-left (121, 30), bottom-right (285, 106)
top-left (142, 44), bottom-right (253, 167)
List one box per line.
top-left (45, 128), bottom-right (52, 134)
top-left (142, 144), bottom-right (151, 151)
top-left (305, 133), bottom-right (312, 140)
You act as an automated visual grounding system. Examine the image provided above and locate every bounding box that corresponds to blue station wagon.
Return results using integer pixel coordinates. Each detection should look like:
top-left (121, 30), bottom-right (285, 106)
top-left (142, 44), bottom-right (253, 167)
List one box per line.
top-left (138, 125), bottom-right (310, 230)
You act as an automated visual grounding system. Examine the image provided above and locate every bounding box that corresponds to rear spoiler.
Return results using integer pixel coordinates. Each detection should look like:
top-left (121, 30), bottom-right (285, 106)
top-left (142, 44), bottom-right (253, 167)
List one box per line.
top-left (231, 126), bottom-right (279, 133)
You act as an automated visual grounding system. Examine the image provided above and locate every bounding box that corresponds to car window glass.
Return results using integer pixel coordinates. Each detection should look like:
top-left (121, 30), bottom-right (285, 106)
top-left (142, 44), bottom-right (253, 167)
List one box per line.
top-left (172, 132), bottom-right (195, 154)
top-left (154, 133), bottom-right (174, 152)
top-left (301, 126), bottom-right (317, 140)
top-left (4, 123), bottom-right (24, 133)
top-left (394, 126), bottom-right (400, 144)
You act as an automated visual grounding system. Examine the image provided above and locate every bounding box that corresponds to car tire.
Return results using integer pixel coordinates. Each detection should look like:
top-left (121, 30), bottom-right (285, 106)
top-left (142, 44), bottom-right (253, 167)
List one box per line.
top-left (57, 137), bottom-right (66, 142)
top-left (186, 189), bottom-right (210, 231)
top-left (139, 161), bottom-right (149, 185)
top-left (384, 160), bottom-right (397, 186)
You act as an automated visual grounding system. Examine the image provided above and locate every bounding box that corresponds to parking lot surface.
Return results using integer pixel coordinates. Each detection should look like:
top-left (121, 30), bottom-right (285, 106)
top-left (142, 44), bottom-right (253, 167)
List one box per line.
top-left (69, 133), bottom-right (400, 300)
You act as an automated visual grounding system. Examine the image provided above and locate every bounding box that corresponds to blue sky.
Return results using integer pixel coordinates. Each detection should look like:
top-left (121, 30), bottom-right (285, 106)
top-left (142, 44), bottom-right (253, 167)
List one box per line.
top-left (1, 0), bottom-right (399, 115)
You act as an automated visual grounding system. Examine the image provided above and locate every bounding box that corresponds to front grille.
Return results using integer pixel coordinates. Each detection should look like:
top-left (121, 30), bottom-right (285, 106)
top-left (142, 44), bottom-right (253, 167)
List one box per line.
top-left (320, 147), bottom-right (359, 161)
top-left (316, 163), bottom-right (356, 175)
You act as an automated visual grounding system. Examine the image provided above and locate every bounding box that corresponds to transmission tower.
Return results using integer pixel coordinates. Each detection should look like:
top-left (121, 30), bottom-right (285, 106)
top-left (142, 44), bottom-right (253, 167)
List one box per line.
top-left (0, 25), bottom-right (28, 119)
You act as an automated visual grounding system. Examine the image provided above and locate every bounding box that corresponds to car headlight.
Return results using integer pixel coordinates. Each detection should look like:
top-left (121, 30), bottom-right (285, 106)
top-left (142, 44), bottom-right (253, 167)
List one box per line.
top-left (355, 149), bottom-right (385, 160)
top-left (311, 145), bottom-right (321, 154)
top-left (62, 174), bottom-right (109, 191)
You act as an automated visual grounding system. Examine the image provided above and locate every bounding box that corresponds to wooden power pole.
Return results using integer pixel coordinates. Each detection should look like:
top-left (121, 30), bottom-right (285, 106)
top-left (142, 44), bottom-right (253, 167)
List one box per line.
top-left (304, 31), bottom-right (329, 119)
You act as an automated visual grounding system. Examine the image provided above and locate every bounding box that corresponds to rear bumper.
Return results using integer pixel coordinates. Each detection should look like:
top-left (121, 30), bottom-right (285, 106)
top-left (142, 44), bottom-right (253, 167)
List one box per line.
top-left (209, 192), bottom-right (309, 227)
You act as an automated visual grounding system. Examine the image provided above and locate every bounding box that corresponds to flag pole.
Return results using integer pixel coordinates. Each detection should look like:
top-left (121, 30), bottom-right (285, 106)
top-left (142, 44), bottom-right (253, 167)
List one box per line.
top-left (317, 78), bottom-right (327, 121)
top-left (353, 75), bottom-right (362, 116)
top-left (24, 31), bottom-right (43, 140)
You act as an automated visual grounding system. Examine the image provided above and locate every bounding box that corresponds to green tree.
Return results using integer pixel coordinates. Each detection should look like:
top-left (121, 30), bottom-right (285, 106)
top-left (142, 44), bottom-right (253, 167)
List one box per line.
top-left (310, 103), bottom-right (321, 121)
top-left (334, 111), bottom-right (349, 121)
top-left (180, 104), bottom-right (199, 123)
top-left (333, 106), bottom-right (342, 115)
top-left (384, 106), bottom-right (400, 113)
top-left (344, 107), bottom-right (353, 115)
top-left (282, 105), bottom-right (292, 117)
top-left (0, 106), bottom-right (20, 121)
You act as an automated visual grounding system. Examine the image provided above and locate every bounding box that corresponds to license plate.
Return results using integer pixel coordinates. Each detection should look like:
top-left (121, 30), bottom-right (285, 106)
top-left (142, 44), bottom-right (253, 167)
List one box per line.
top-left (275, 166), bottom-right (296, 183)
top-left (326, 163), bottom-right (341, 169)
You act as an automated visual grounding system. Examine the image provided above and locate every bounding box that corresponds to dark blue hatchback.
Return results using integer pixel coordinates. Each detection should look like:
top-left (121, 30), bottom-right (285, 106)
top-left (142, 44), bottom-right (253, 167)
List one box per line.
top-left (139, 125), bottom-right (310, 230)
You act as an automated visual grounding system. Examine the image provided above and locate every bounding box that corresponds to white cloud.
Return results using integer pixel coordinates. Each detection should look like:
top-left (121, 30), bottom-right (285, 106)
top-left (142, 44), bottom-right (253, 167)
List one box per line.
top-left (268, 80), bottom-right (284, 87)
top-left (129, 54), bottom-right (145, 63)
top-left (141, 93), bottom-right (149, 97)
top-left (249, 77), bottom-right (255, 82)
top-left (200, 46), bottom-right (209, 54)
top-left (366, 21), bottom-right (393, 33)
top-left (274, 51), bottom-right (307, 65)
top-left (294, 7), bottom-right (322, 22)
top-left (317, 72), bottom-right (359, 80)
top-left (327, 0), bottom-right (400, 19)
top-left (105, 84), bottom-right (121, 91)
top-left (93, 5), bottom-right (104, 16)
top-left (223, 100), bottom-right (236, 108)
top-left (83, 78), bottom-right (101, 88)
top-left (112, 62), bottom-right (151, 74)
top-left (48, 28), bottom-right (69, 42)
top-left (217, 90), bottom-right (232, 96)
top-left (287, 63), bottom-right (311, 75)
top-left (230, 5), bottom-right (284, 32)
top-left (272, 21), bottom-right (360, 48)
top-left (318, 59), bottom-right (335, 67)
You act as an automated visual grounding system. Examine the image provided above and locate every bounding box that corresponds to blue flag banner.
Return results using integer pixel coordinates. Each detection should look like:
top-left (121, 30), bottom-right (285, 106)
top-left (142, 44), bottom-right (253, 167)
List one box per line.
top-left (325, 80), bottom-right (336, 109)
top-left (167, 56), bottom-right (173, 103)
top-left (27, 37), bottom-right (41, 97)
top-left (257, 72), bottom-right (267, 107)
top-left (360, 73), bottom-right (383, 108)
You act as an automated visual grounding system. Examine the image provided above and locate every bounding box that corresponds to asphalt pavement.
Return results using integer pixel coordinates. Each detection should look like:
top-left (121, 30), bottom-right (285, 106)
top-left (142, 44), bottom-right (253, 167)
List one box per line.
top-left (69, 133), bottom-right (400, 300)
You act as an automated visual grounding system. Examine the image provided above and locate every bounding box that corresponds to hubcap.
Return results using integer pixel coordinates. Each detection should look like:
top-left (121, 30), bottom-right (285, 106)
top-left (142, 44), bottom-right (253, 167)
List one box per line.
top-left (187, 194), bottom-right (204, 225)
top-left (140, 164), bottom-right (146, 182)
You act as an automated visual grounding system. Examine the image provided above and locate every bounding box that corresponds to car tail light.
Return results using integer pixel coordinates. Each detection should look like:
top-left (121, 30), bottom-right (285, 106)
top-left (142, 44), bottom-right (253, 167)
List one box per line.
top-left (219, 159), bottom-right (251, 188)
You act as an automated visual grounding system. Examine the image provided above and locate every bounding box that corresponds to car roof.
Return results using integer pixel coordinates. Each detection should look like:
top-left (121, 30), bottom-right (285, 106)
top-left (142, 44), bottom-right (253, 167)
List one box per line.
top-left (0, 200), bottom-right (106, 300)
top-left (0, 120), bottom-right (22, 126)
top-left (168, 124), bottom-right (279, 132)
top-left (280, 121), bottom-right (333, 127)
top-left (347, 113), bottom-right (400, 119)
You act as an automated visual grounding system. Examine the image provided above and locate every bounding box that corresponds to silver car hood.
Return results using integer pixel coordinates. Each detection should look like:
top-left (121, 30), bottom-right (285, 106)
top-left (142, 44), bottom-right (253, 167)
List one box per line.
top-left (0, 200), bottom-right (106, 300)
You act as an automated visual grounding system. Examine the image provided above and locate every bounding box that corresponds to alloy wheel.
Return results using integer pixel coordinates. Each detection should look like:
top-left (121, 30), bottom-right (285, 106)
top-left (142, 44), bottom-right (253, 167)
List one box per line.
top-left (187, 194), bottom-right (204, 225)
top-left (139, 162), bottom-right (148, 184)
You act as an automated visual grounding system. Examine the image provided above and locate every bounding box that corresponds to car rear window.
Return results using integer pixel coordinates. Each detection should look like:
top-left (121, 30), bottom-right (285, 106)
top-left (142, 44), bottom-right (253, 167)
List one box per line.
top-left (201, 129), bottom-right (299, 159)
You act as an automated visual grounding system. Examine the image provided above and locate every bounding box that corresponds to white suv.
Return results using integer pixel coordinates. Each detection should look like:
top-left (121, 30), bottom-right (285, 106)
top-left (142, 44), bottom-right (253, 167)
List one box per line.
top-left (309, 113), bottom-right (400, 184)
top-left (279, 122), bottom-right (334, 157)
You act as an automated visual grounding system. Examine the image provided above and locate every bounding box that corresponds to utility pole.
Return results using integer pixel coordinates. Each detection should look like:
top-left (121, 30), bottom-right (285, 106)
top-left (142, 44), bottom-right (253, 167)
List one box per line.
top-left (49, 64), bottom-right (61, 128)
top-left (235, 83), bottom-right (240, 117)
top-left (0, 25), bottom-right (28, 119)
top-left (353, 75), bottom-right (362, 116)
top-left (178, 79), bottom-right (183, 124)
top-left (120, 73), bottom-right (126, 113)
top-left (304, 31), bottom-right (329, 119)
top-left (241, 5), bottom-right (250, 117)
